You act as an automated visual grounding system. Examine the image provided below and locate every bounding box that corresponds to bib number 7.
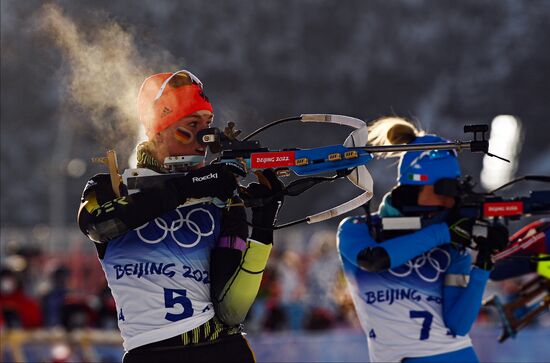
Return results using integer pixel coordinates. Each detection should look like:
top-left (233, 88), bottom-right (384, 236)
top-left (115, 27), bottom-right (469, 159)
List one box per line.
top-left (409, 310), bottom-right (433, 340)
top-left (164, 288), bottom-right (194, 322)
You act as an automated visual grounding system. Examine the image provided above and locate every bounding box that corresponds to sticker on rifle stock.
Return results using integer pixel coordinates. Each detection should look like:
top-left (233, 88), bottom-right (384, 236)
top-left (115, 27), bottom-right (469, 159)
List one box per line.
top-left (251, 151), bottom-right (296, 168)
top-left (483, 201), bottom-right (523, 217)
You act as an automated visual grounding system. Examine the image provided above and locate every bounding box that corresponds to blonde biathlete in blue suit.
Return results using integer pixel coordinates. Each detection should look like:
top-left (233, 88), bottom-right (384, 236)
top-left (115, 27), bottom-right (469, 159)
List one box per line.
top-left (337, 117), bottom-right (508, 362)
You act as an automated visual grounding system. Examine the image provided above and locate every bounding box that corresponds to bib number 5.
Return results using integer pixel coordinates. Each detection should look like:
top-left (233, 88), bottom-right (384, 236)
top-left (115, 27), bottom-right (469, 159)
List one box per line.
top-left (164, 288), bottom-right (194, 322)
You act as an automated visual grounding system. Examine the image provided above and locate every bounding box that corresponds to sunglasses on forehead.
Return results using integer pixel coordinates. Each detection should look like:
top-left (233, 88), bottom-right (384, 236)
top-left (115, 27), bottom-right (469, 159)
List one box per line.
top-left (154, 69), bottom-right (204, 102)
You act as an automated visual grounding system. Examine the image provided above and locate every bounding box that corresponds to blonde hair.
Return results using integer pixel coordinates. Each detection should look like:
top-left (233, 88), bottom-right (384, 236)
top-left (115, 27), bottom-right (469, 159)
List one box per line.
top-left (367, 116), bottom-right (425, 158)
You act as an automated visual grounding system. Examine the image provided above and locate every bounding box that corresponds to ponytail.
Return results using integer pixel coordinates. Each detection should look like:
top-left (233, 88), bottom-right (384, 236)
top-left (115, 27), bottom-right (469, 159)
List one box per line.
top-left (367, 117), bottom-right (425, 158)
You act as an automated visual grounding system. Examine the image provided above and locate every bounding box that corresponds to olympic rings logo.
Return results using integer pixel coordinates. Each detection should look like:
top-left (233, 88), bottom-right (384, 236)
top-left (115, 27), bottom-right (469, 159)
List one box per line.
top-left (135, 207), bottom-right (215, 248)
top-left (388, 247), bottom-right (451, 282)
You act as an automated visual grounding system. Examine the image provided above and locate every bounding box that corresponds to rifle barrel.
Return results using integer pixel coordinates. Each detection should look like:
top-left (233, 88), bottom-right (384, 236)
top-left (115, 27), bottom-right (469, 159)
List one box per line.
top-left (362, 141), bottom-right (471, 153)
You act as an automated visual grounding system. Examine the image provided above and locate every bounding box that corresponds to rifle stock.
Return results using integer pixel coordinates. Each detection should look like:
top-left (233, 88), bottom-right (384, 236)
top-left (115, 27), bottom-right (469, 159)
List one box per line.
top-left (91, 150), bottom-right (122, 197)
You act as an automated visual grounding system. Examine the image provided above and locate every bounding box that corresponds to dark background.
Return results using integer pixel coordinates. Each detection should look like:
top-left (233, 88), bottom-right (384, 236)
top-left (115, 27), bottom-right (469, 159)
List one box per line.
top-left (2, 0), bottom-right (549, 231)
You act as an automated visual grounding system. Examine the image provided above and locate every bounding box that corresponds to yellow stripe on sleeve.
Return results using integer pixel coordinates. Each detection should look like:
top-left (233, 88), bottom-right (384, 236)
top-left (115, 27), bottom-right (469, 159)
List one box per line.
top-left (83, 191), bottom-right (100, 214)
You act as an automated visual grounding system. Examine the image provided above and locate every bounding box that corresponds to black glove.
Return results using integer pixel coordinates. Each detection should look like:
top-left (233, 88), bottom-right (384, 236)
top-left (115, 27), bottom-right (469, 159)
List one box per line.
top-left (357, 246), bottom-right (390, 272)
top-left (474, 223), bottom-right (509, 270)
top-left (168, 164), bottom-right (237, 203)
top-left (242, 169), bottom-right (284, 244)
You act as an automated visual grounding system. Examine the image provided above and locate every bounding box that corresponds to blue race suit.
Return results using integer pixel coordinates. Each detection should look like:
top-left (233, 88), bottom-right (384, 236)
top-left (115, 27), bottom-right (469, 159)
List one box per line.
top-left (337, 194), bottom-right (490, 362)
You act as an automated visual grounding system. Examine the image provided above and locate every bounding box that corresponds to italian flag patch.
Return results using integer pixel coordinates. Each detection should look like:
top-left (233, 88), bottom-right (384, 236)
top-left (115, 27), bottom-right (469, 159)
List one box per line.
top-left (408, 174), bottom-right (428, 182)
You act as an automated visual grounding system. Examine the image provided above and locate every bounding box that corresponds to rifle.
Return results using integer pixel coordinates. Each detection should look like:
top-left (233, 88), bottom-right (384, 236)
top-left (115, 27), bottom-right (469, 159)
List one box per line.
top-left (483, 275), bottom-right (550, 342)
top-left (438, 175), bottom-right (550, 220)
top-left (480, 218), bottom-right (550, 343)
top-left (91, 150), bottom-right (122, 197)
top-left (93, 114), bottom-right (495, 228)
top-left (376, 176), bottom-right (550, 241)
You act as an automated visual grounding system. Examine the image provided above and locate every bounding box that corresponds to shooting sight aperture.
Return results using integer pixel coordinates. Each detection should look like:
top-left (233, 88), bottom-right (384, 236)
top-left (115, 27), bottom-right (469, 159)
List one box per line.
top-left (463, 124), bottom-right (489, 153)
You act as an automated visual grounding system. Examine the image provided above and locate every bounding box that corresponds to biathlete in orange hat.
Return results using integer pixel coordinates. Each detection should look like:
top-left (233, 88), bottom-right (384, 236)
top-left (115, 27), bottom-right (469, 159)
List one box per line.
top-left (78, 70), bottom-right (283, 363)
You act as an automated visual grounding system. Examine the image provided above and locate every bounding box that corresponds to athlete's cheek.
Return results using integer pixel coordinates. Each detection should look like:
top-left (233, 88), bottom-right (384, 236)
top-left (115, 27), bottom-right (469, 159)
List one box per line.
top-left (174, 127), bottom-right (194, 145)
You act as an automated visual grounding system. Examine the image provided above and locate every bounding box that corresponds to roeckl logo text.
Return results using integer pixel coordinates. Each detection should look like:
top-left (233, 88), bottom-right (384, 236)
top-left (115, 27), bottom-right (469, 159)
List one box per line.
top-left (192, 173), bottom-right (218, 183)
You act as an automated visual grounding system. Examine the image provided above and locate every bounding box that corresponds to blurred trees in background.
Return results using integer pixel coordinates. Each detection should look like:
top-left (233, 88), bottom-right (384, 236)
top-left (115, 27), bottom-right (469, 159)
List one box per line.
top-left (1, 0), bottom-right (549, 228)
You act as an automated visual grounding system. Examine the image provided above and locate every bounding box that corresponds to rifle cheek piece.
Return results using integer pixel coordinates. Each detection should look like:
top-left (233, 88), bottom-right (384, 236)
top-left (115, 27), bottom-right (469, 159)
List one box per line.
top-left (357, 246), bottom-right (390, 272)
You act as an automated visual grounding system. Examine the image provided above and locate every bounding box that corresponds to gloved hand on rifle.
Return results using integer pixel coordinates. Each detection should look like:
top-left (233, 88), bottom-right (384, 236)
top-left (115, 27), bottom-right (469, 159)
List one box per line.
top-left (167, 163), bottom-right (238, 204)
top-left (241, 169), bottom-right (285, 244)
top-left (446, 208), bottom-right (510, 269)
top-left (446, 209), bottom-right (477, 248)
top-left (473, 222), bottom-right (509, 270)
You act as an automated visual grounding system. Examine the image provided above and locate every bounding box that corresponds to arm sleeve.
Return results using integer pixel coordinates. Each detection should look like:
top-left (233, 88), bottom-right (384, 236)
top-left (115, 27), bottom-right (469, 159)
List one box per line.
top-left (381, 223), bottom-right (451, 268)
top-left (337, 217), bottom-right (451, 270)
top-left (443, 249), bottom-right (490, 336)
top-left (77, 174), bottom-right (184, 243)
top-left (210, 239), bottom-right (272, 325)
